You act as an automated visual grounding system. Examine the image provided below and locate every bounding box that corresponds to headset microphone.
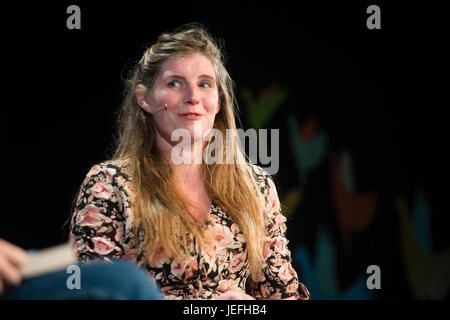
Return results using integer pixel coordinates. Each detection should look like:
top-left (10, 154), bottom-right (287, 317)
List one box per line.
top-left (153, 104), bottom-right (168, 113)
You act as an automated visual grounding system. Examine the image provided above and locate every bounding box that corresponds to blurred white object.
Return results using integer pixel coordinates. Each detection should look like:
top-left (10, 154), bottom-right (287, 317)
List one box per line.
top-left (20, 243), bottom-right (77, 279)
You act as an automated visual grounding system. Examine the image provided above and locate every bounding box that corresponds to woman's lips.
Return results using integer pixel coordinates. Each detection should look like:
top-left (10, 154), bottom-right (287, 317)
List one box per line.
top-left (179, 113), bottom-right (202, 120)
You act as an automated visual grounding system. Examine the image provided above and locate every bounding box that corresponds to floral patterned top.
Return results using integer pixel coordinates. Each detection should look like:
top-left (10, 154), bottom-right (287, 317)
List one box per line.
top-left (68, 159), bottom-right (310, 300)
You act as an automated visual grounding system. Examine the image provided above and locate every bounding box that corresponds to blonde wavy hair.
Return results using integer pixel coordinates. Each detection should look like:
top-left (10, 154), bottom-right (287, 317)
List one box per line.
top-left (113, 23), bottom-right (267, 278)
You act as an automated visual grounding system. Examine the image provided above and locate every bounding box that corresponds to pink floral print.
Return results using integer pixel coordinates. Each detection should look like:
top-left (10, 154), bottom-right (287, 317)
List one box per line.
top-left (69, 160), bottom-right (310, 300)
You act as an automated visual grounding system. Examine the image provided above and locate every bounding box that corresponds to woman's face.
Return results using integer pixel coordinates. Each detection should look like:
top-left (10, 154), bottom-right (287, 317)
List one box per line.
top-left (147, 53), bottom-right (220, 148)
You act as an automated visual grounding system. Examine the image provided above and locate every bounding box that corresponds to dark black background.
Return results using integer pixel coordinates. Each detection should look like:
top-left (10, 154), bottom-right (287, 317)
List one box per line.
top-left (3, 1), bottom-right (449, 299)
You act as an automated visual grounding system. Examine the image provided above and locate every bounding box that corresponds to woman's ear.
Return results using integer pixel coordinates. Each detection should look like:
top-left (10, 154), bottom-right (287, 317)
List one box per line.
top-left (216, 101), bottom-right (221, 114)
top-left (135, 84), bottom-right (152, 113)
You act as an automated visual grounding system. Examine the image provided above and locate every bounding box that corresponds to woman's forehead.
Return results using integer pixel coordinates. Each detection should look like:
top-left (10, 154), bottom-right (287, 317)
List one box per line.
top-left (159, 53), bottom-right (216, 79)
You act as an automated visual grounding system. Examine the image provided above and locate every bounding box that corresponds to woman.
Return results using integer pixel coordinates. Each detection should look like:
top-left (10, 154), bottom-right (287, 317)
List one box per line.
top-left (69, 23), bottom-right (310, 300)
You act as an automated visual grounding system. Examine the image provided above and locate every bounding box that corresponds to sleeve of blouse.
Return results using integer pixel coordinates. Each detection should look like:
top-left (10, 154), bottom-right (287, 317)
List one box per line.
top-left (68, 162), bottom-right (127, 263)
top-left (246, 169), bottom-right (310, 300)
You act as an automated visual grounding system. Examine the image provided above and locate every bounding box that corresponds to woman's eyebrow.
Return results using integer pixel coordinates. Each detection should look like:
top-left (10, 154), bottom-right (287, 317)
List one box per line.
top-left (163, 73), bottom-right (216, 81)
top-left (198, 74), bottom-right (216, 81)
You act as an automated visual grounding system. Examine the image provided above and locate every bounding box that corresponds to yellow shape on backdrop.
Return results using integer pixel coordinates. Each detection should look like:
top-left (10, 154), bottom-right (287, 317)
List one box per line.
top-left (280, 188), bottom-right (303, 219)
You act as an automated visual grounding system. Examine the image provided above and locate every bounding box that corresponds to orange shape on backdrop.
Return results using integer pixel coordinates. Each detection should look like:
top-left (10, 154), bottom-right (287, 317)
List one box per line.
top-left (330, 151), bottom-right (378, 252)
top-left (300, 117), bottom-right (318, 141)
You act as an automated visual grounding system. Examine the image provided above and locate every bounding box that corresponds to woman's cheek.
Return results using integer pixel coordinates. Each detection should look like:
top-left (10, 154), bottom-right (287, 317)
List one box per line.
top-left (154, 89), bottom-right (173, 107)
top-left (206, 93), bottom-right (219, 111)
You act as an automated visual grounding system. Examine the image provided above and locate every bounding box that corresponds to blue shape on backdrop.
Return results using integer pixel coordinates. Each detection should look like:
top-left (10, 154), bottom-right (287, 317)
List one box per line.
top-left (411, 187), bottom-right (432, 254)
top-left (287, 115), bottom-right (328, 184)
top-left (293, 227), bottom-right (374, 299)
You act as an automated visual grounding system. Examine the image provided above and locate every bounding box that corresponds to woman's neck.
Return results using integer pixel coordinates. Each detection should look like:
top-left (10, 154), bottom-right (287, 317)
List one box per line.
top-left (155, 133), bottom-right (212, 223)
top-left (156, 133), bottom-right (204, 184)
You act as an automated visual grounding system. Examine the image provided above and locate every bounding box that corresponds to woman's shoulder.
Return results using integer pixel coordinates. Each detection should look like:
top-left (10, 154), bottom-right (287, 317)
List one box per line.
top-left (247, 163), bottom-right (274, 185)
top-left (246, 163), bottom-right (280, 201)
top-left (84, 158), bottom-right (132, 182)
top-left (245, 163), bottom-right (285, 231)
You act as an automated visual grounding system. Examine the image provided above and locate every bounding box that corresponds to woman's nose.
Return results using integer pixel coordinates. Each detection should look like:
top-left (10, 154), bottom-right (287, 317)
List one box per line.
top-left (185, 84), bottom-right (200, 105)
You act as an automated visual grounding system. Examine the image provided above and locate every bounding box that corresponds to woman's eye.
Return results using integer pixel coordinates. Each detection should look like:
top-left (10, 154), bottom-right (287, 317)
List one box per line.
top-left (199, 82), bottom-right (212, 88)
top-left (168, 80), bottom-right (180, 88)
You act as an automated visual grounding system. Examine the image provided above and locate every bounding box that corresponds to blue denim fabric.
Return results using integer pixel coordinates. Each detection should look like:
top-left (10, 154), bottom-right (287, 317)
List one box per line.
top-left (2, 260), bottom-right (162, 300)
